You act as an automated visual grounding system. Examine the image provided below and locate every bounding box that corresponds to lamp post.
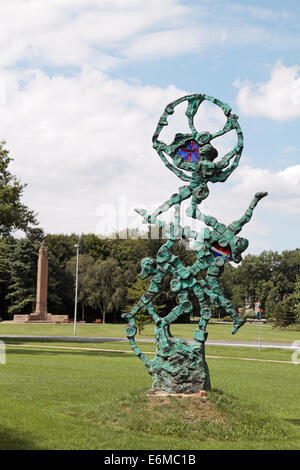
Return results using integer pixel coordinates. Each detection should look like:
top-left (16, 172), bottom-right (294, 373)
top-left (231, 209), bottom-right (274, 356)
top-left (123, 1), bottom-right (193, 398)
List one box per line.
top-left (73, 243), bottom-right (79, 336)
top-left (255, 302), bottom-right (262, 352)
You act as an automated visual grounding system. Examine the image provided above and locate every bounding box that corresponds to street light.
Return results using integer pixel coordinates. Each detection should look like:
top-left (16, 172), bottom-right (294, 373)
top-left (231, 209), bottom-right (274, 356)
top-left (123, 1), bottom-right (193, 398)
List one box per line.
top-left (73, 243), bottom-right (79, 336)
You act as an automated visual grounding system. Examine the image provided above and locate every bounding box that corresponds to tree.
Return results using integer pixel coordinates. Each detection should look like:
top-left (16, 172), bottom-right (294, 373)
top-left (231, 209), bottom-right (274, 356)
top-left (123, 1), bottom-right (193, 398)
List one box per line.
top-left (0, 236), bottom-right (15, 320)
top-left (85, 257), bottom-right (126, 323)
top-left (47, 251), bottom-right (74, 316)
top-left (230, 284), bottom-right (245, 312)
top-left (265, 286), bottom-right (281, 321)
top-left (44, 234), bottom-right (79, 268)
top-left (6, 228), bottom-right (44, 317)
top-left (283, 275), bottom-right (300, 325)
top-left (0, 141), bottom-right (37, 236)
top-left (255, 279), bottom-right (274, 312)
top-left (123, 277), bottom-right (166, 334)
top-left (273, 299), bottom-right (295, 328)
top-left (66, 254), bottom-right (96, 321)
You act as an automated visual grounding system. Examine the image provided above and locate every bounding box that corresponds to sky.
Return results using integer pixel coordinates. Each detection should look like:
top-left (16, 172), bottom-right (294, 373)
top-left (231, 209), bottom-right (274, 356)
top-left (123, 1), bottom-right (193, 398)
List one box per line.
top-left (0, 0), bottom-right (300, 255)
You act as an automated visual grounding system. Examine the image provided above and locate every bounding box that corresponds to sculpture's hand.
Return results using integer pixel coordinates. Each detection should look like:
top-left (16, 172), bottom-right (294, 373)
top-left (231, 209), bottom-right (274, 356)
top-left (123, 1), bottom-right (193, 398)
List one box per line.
top-left (135, 208), bottom-right (147, 216)
top-left (223, 113), bottom-right (239, 132)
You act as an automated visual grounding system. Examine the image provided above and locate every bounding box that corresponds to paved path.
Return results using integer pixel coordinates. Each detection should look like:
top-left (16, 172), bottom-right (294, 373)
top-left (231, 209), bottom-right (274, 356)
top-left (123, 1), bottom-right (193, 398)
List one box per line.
top-left (5, 343), bottom-right (296, 364)
top-left (0, 335), bottom-right (298, 350)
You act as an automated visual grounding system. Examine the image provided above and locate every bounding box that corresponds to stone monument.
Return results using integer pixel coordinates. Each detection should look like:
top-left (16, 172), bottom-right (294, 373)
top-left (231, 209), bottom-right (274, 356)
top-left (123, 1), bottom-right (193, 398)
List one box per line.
top-left (13, 240), bottom-right (69, 323)
top-left (122, 93), bottom-right (267, 395)
top-left (30, 240), bottom-right (49, 320)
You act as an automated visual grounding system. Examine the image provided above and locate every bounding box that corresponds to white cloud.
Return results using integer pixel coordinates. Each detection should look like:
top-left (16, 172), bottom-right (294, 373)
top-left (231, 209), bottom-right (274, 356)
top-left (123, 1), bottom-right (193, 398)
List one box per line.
top-left (124, 26), bottom-right (228, 59)
top-left (0, 64), bottom-right (297, 255)
top-left (0, 67), bottom-right (187, 234)
top-left (235, 61), bottom-right (300, 121)
top-left (0, 67), bottom-right (247, 236)
top-left (0, 0), bottom-right (297, 71)
top-left (227, 3), bottom-right (292, 22)
top-left (0, 0), bottom-right (189, 69)
top-left (228, 163), bottom-right (300, 215)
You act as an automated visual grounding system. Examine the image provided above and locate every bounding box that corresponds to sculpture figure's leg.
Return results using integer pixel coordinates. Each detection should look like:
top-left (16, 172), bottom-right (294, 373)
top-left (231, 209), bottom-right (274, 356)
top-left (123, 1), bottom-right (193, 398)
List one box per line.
top-left (206, 271), bottom-right (245, 334)
top-left (162, 289), bottom-right (193, 325)
top-left (125, 320), bottom-right (152, 371)
top-left (192, 283), bottom-right (212, 343)
top-left (152, 185), bottom-right (192, 217)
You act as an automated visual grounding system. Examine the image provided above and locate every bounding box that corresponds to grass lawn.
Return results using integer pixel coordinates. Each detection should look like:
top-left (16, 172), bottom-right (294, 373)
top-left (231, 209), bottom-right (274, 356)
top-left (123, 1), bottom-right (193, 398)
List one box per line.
top-left (2, 338), bottom-right (298, 362)
top-left (0, 341), bottom-right (299, 450)
top-left (1, 321), bottom-right (300, 344)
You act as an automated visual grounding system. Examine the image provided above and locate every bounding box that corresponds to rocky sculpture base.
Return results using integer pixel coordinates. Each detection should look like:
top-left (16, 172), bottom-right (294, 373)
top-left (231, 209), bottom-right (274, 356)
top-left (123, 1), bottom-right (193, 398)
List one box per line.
top-left (150, 329), bottom-right (211, 394)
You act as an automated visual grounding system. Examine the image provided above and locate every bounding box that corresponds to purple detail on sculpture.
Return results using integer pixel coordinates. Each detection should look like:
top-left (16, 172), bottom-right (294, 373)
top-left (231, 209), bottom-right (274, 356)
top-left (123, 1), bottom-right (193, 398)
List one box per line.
top-left (177, 140), bottom-right (199, 162)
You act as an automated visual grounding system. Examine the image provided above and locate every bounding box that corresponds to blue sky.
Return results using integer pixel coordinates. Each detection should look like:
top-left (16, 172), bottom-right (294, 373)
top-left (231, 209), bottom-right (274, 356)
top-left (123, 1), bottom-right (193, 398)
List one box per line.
top-left (0, 0), bottom-right (299, 255)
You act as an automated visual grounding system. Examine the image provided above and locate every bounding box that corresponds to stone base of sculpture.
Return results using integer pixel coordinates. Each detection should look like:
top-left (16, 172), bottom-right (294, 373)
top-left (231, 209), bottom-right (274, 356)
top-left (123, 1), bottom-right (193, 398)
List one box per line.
top-left (150, 326), bottom-right (211, 393)
top-left (147, 389), bottom-right (207, 399)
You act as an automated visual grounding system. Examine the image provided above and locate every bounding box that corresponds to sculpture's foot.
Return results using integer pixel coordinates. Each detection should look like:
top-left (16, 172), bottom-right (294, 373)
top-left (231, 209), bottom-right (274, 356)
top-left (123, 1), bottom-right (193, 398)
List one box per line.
top-left (231, 317), bottom-right (246, 335)
top-left (254, 191), bottom-right (268, 201)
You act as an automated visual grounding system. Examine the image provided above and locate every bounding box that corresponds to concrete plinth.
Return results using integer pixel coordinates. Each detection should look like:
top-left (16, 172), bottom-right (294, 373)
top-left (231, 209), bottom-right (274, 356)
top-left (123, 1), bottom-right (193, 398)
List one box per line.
top-left (147, 389), bottom-right (207, 399)
top-left (11, 314), bottom-right (69, 324)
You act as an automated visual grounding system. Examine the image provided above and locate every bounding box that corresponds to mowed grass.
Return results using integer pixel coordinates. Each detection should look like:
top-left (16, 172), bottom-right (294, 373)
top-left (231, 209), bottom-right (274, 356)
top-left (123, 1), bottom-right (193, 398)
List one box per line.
top-left (1, 321), bottom-right (300, 344)
top-left (3, 338), bottom-right (298, 363)
top-left (0, 342), bottom-right (300, 450)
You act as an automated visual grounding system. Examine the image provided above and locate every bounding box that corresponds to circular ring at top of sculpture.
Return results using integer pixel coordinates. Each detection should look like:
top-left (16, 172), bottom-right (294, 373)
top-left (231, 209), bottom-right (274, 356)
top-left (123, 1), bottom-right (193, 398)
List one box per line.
top-left (152, 94), bottom-right (244, 183)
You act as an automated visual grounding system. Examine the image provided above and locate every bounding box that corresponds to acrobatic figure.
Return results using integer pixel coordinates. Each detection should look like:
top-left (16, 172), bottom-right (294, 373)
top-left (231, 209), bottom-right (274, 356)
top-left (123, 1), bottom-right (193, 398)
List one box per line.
top-left (122, 92), bottom-right (268, 394)
top-left (133, 191), bottom-right (268, 340)
top-left (185, 191), bottom-right (268, 333)
top-left (151, 94), bottom-right (244, 217)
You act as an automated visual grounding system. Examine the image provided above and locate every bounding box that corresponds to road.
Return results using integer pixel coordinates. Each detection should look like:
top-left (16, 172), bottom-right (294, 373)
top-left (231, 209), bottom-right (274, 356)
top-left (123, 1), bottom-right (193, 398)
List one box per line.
top-left (0, 335), bottom-right (298, 350)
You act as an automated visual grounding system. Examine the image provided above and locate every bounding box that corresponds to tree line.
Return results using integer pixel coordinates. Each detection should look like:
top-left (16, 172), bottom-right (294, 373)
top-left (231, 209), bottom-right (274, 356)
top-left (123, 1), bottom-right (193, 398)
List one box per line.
top-left (0, 228), bottom-right (299, 326)
top-left (0, 141), bottom-right (299, 326)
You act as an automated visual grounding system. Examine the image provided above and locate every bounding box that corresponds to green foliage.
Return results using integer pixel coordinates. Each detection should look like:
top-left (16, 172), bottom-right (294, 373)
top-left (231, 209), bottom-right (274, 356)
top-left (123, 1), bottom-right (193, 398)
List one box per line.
top-left (47, 251), bottom-right (74, 316)
top-left (84, 257), bottom-right (127, 323)
top-left (273, 301), bottom-right (290, 328)
top-left (231, 249), bottom-right (300, 326)
top-left (0, 141), bottom-right (37, 236)
top-left (6, 228), bottom-right (44, 316)
top-left (0, 219), bottom-right (299, 325)
top-left (265, 286), bottom-right (281, 321)
top-left (135, 313), bottom-right (152, 335)
top-left (44, 233), bottom-right (79, 268)
top-left (289, 274), bottom-right (300, 323)
top-left (66, 254), bottom-right (96, 321)
top-left (0, 236), bottom-right (15, 319)
top-left (123, 277), bottom-right (165, 334)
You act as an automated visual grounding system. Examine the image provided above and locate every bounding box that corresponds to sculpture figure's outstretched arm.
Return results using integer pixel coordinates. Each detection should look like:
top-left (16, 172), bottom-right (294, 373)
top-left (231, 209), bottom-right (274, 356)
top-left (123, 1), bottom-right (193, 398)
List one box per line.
top-left (228, 192), bottom-right (268, 235)
top-left (154, 144), bottom-right (191, 183)
top-left (160, 151), bottom-right (191, 182)
top-left (210, 112), bottom-right (243, 173)
top-left (211, 112), bottom-right (243, 146)
top-left (214, 147), bottom-right (241, 171)
top-left (135, 208), bottom-right (170, 233)
top-left (210, 154), bottom-right (241, 182)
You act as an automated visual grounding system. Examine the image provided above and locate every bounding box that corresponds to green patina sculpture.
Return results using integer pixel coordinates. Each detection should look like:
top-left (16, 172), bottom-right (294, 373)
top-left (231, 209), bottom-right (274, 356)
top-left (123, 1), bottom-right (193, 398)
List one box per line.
top-left (122, 94), bottom-right (267, 394)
